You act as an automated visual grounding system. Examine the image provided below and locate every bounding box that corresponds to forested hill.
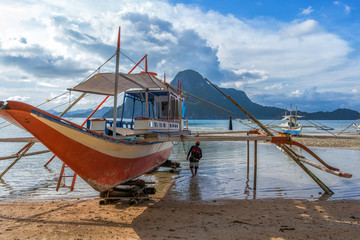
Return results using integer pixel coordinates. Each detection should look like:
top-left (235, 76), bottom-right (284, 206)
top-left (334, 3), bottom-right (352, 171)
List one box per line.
top-left (169, 69), bottom-right (359, 120)
top-left (57, 69), bottom-right (359, 120)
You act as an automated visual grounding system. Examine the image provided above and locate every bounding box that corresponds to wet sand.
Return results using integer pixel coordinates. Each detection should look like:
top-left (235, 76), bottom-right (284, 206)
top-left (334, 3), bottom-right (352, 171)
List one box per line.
top-left (0, 135), bottom-right (359, 239)
top-left (292, 133), bottom-right (360, 150)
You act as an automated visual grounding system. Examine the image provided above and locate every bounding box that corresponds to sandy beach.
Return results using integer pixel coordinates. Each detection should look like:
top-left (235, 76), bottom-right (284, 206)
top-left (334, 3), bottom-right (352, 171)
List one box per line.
top-left (0, 197), bottom-right (359, 239)
top-left (292, 133), bottom-right (360, 150)
top-left (0, 133), bottom-right (359, 239)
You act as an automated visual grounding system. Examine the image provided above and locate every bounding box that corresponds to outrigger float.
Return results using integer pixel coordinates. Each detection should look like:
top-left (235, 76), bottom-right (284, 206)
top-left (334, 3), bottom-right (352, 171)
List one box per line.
top-left (0, 28), bottom-right (352, 197)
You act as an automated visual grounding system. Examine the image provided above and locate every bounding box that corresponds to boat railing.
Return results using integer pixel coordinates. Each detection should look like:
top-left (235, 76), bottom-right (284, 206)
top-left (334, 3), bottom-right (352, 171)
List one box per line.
top-left (86, 118), bottom-right (134, 136)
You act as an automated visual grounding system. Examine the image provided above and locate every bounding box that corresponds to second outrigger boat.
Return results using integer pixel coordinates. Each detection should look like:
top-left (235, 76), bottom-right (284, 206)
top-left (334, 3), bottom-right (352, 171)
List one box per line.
top-left (0, 29), bottom-right (188, 192)
top-left (279, 107), bottom-right (303, 135)
top-left (353, 123), bottom-right (360, 133)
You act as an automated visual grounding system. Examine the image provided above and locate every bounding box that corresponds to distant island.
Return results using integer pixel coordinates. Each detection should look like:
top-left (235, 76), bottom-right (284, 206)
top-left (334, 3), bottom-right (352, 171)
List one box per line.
top-left (52, 69), bottom-right (360, 120)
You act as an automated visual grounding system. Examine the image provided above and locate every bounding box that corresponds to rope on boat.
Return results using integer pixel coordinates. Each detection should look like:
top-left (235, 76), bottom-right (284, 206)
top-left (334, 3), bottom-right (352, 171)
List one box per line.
top-left (337, 121), bottom-right (357, 136)
top-left (77, 53), bottom-right (116, 84)
top-left (120, 51), bottom-right (146, 71)
top-left (36, 92), bottom-right (68, 108)
top-left (304, 119), bottom-right (337, 137)
top-left (0, 123), bottom-right (12, 130)
top-left (173, 85), bottom-right (261, 131)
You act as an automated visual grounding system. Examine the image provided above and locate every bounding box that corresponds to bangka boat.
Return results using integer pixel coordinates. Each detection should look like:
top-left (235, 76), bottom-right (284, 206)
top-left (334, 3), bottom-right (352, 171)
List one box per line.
top-left (278, 107), bottom-right (303, 136)
top-left (353, 123), bottom-right (360, 133)
top-left (0, 30), bottom-right (188, 192)
top-left (0, 72), bottom-right (186, 192)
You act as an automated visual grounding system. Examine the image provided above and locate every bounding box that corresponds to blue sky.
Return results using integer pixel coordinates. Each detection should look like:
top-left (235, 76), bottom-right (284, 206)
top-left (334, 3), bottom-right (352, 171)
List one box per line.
top-left (0, 0), bottom-right (359, 113)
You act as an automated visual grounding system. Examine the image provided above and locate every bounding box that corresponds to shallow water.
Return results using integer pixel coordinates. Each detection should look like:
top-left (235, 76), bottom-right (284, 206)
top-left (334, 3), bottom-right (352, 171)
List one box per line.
top-left (0, 119), bottom-right (359, 201)
top-left (168, 140), bottom-right (360, 201)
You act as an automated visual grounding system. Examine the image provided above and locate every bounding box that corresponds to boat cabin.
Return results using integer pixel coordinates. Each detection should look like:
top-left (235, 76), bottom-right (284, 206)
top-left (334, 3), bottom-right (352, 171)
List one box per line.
top-left (73, 72), bottom-right (186, 137)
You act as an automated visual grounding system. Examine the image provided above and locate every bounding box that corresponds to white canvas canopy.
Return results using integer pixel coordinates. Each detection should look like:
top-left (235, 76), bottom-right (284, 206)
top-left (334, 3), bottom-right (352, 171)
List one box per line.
top-left (69, 72), bottom-right (169, 96)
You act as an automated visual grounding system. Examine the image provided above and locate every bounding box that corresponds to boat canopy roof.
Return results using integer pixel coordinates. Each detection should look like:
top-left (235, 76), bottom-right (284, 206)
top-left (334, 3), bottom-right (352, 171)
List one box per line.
top-left (281, 115), bottom-right (304, 121)
top-left (69, 72), bottom-right (171, 96)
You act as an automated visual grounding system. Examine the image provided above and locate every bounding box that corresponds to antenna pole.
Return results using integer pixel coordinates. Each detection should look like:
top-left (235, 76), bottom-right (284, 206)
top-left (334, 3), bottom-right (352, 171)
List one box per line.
top-left (113, 27), bottom-right (121, 137)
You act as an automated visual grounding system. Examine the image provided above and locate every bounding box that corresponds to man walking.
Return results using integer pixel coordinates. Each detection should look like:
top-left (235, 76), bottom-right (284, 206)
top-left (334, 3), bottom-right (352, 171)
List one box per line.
top-left (187, 141), bottom-right (202, 177)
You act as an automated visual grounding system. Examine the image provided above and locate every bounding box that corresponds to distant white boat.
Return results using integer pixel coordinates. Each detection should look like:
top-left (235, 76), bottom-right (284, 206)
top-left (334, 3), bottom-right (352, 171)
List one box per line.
top-left (353, 123), bottom-right (360, 133)
top-left (279, 106), bottom-right (303, 136)
top-left (235, 118), bottom-right (253, 124)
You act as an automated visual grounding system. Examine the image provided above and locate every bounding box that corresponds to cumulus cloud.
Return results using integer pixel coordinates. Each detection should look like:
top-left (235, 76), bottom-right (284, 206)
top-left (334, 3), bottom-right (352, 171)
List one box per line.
top-left (344, 5), bottom-right (351, 14)
top-left (252, 86), bottom-right (360, 112)
top-left (220, 69), bottom-right (268, 89)
top-left (300, 6), bottom-right (314, 15)
top-left (6, 96), bottom-right (30, 101)
top-left (281, 19), bottom-right (320, 37)
top-left (333, 1), bottom-right (352, 14)
top-left (0, 0), bottom-right (358, 112)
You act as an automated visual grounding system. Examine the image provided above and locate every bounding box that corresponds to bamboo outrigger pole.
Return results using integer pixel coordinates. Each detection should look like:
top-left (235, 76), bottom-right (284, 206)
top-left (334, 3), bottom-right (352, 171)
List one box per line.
top-left (204, 78), bottom-right (334, 195)
top-left (0, 142), bottom-right (35, 179)
top-left (0, 92), bottom-right (87, 172)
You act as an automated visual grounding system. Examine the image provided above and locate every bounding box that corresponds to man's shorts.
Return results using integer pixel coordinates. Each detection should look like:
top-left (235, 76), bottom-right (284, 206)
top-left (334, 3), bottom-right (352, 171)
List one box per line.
top-left (190, 162), bottom-right (199, 169)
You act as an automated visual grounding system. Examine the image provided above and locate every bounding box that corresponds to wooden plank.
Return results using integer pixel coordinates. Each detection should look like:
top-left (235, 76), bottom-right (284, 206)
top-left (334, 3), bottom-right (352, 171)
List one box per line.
top-left (0, 137), bottom-right (38, 142)
top-left (142, 135), bottom-right (272, 142)
top-left (0, 142), bottom-right (35, 178)
top-left (0, 150), bottom-right (50, 161)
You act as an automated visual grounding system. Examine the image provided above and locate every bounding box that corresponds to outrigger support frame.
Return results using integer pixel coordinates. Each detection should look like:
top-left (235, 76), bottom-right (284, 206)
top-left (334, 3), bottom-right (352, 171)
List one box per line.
top-left (203, 77), bottom-right (340, 195)
top-left (0, 142), bottom-right (35, 179)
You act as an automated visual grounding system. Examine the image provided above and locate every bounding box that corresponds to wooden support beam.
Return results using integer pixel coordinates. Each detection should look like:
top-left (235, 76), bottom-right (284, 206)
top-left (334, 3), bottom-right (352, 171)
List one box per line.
top-left (254, 140), bottom-right (257, 191)
top-left (246, 132), bottom-right (250, 181)
top-left (59, 92), bottom-right (86, 118)
top-left (0, 142), bottom-right (35, 178)
top-left (142, 134), bottom-right (272, 142)
top-left (204, 77), bottom-right (335, 195)
top-left (0, 150), bottom-right (50, 161)
top-left (0, 137), bottom-right (38, 142)
top-left (44, 155), bottom-right (56, 167)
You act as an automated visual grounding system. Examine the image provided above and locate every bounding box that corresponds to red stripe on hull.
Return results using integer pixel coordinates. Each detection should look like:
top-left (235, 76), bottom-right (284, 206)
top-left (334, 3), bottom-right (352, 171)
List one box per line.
top-left (0, 101), bottom-right (173, 191)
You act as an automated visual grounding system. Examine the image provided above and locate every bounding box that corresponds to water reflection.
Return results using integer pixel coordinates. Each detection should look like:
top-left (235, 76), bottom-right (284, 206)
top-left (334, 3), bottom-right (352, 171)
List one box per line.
top-left (188, 177), bottom-right (201, 201)
top-left (169, 141), bottom-right (360, 201)
top-left (0, 178), bottom-right (14, 193)
top-left (0, 121), bottom-right (360, 201)
top-left (244, 177), bottom-right (251, 199)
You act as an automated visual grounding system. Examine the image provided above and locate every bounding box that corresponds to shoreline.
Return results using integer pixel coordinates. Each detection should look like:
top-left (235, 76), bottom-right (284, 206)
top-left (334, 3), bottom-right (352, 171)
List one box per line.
top-left (0, 134), bottom-right (359, 239)
top-left (292, 133), bottom-right (360, 150)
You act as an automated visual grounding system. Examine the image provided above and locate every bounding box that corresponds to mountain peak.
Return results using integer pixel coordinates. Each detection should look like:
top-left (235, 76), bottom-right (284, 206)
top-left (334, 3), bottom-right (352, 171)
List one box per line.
top-left (170, 69), bottom-right (208, 89)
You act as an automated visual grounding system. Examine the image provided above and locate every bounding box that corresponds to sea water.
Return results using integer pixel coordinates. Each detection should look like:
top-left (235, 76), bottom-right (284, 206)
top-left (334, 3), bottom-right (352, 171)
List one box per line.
top-left (0, 119), bottom-right (359, 201)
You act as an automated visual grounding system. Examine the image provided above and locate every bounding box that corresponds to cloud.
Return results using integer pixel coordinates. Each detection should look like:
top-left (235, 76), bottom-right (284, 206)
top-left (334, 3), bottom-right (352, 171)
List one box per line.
top-left (291, 89), bottom-right (301, 97)
top-left (264, 83), bottom-right (284, 91)
top-left (6, 96), bottom-right (30, 102)
top-left (300, 6), bottom-right (314, 15)
top-left (281, 19), bottom-right (319, 37)
top-left (344, 5), bottom-right (351, 14)
top-left (0, 0), bottom-right (358, 112)
top-left (220, 69), bottom-right (268, 89)
top-left (252, 86), bottom-right (360, 112)
top-left (333, 1), bottom-right (352, 14)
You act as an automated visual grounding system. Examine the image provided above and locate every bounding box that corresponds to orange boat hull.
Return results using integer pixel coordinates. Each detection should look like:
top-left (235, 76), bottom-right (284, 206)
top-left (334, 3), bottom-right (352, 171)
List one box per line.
top-left (0, 101), bottom-right (173, 191)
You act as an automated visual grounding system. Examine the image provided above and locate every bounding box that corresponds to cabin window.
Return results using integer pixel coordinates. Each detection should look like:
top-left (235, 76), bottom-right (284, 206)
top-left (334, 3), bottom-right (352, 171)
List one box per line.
top-left (161, 102), bottom-right (168, 117)
top-left (154, 122), bottom-right (158, 127)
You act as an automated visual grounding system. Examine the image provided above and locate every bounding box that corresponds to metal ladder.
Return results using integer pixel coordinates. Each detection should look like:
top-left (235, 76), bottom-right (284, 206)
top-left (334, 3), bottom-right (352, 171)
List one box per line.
top-left (56, 163), bottom-right (77, 191)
